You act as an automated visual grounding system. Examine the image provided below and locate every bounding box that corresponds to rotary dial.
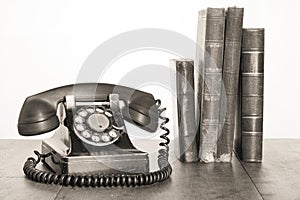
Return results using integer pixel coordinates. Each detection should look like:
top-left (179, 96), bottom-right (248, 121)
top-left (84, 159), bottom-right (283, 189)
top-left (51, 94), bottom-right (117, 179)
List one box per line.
top-left (73, 106), bottom-right (122, 146)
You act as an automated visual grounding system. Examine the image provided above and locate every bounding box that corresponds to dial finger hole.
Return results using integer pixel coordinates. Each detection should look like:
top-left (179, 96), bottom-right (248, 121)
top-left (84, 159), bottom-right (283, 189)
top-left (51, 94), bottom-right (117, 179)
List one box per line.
top-left (104, 111), bottom-right (113, 117)
top-left (96, 107), bottom-right (105, 113)
top-left (86, 107), bottom-right (95, 113)
top-left (82, 130), bottom-right (91, 138)
top-left (91, 135), bottom-right (101, 142)
top-left (108, 130), bottom-right (118, 138)
top-left (78, 110), bottom-right (88, 117)
top-left (75, 124), bottom-right (85, 131)
top-left (101, 133), bottom-right (112, 143)
top-left (74, 115), bottom-right (84, 123)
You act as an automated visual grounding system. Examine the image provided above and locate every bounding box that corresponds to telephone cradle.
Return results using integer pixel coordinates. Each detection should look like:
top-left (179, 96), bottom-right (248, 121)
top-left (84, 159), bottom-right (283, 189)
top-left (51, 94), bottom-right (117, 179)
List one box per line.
top-left (18, 83), bottom-right (172, 187)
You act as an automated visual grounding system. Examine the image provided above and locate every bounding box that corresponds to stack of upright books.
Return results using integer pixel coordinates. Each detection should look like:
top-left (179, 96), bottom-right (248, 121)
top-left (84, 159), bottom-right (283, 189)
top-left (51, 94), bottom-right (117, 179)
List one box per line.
top-left (194, 7), bottom-right (264, 163)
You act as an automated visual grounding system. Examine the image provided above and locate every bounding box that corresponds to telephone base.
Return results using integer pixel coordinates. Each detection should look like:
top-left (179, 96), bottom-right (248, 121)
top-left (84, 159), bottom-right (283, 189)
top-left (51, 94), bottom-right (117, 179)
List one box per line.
top-left (41, 140), bottom-right (149, 175)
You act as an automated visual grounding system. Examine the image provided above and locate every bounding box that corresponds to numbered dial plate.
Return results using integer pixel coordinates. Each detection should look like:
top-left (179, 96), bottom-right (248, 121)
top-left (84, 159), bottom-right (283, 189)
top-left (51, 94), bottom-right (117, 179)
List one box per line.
top-left (73, 106), bottom-right (123, 146)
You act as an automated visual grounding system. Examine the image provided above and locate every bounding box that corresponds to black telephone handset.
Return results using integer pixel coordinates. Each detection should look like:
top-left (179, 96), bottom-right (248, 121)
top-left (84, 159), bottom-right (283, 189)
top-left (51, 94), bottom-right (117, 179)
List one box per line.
top-left (19, 83), bottom-right (172, 187)
top-left (18, 83), bottom-right (158, 136)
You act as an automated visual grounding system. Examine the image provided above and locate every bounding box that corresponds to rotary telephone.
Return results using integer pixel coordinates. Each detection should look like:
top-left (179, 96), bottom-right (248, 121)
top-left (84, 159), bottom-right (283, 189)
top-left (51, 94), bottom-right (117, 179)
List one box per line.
top-left (18, 83), bottom-right (172, 187)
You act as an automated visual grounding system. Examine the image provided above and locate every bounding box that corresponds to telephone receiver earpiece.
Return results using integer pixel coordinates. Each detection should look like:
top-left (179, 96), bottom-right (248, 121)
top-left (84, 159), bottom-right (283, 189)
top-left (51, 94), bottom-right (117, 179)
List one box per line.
top-left (18, 83), bottom-right (159, 136)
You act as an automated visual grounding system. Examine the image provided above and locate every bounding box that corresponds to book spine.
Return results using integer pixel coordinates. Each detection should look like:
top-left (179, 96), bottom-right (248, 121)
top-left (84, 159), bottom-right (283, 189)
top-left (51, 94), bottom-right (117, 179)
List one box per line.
top-left (174, 59), bottom-right (199, 162)
top-left (199, 8), bottom-right (226, 163)
top-left (169, 59), bottom-right (180, 161)
top-left (234, 70), bottom-right (242, 158)
top-left (217, 7), bottom-right (244, 162)
top-left (195, 9), bottom-right (207, 161)
top-left (241, 28), bottom-right (264, 162)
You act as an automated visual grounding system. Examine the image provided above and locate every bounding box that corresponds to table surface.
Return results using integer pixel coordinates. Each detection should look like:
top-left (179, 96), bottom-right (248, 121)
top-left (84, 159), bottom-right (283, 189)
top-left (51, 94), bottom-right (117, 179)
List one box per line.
top-left (0, 139), bottom-right (299, 200)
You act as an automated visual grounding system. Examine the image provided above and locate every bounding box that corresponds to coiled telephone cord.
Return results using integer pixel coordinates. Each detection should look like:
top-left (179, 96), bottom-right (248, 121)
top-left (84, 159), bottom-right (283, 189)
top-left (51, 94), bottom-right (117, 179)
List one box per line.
top-left (23, 100), bottom-right (172, 187)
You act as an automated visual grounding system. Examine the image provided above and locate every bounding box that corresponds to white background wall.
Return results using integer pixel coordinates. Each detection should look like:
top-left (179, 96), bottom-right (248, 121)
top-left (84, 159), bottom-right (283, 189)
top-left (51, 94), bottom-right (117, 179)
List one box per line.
top-left (0, 0), bottom-right (299, 139)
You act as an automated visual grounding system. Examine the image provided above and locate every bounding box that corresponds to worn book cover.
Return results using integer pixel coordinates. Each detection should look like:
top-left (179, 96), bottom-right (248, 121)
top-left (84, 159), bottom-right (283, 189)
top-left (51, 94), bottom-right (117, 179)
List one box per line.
top-left (241, 28), bottom-right (264, 162)
top-left (217, 7), bottom-right (244, 162)
top-left (170, 59), bottom-right (199, 162)
top-left (196, 8), bottom-right (226, 163)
